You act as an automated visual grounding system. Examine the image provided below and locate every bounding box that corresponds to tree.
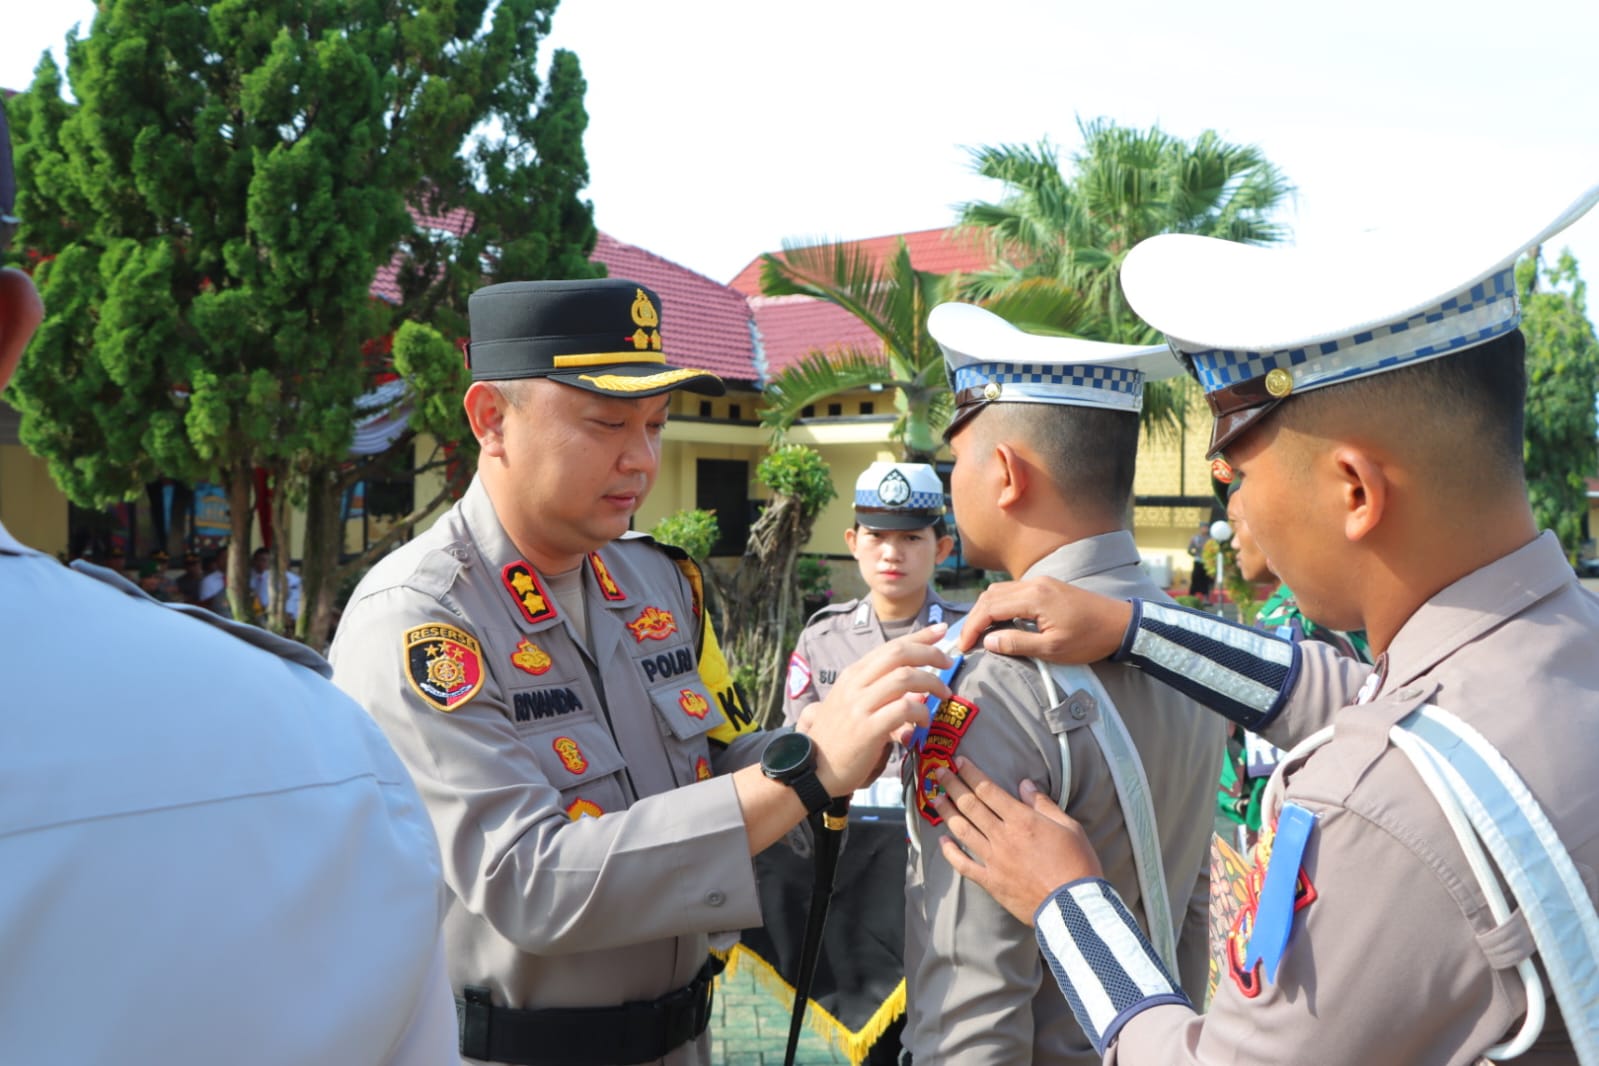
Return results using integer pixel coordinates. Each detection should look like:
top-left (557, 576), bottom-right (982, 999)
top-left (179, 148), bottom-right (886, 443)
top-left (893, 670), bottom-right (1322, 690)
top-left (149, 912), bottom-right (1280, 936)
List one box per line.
top-left (7, 0), bottom-right (598, 647)
top-left (756, 238), bottom-right (958, 462)
top-left (651, 447), bottom-right (836, 728)
top-left (1519, 250), bottom-right (1599, 561)
top-left (958, 119), bottom-right (1295, 435)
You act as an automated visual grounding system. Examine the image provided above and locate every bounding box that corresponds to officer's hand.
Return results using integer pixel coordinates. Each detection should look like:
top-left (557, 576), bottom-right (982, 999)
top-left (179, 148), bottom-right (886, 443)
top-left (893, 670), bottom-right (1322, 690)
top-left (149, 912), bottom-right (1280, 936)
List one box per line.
top-left (931, 757), bottom-right (1103, 926)
top-left (955, 577), bottom-right (1132, 663)
top-left (0, 268), bottom-right (45, 381)
top-left (808, 625), bottom-right (951, 798)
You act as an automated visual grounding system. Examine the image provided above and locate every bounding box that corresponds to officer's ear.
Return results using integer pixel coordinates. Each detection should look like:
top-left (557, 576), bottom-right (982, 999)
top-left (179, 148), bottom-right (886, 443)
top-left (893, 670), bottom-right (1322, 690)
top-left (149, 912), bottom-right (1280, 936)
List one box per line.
top-left (993, 442), bottom-right (1028, 513)
top-left (464, 381), bottom-right (512, 456)
top-left (933, 533), bottom-right (955, 565)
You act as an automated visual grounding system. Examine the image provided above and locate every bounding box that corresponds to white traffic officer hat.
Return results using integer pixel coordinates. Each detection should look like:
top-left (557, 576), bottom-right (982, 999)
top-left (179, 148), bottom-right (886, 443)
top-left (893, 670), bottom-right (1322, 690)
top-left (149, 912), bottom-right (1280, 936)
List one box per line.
top-left (1121, 181), bottom-right (1599, 457)
top-left (928, 302), bottom-right (1183, 439)
top-left (854, 462), bottom-right (945, 530)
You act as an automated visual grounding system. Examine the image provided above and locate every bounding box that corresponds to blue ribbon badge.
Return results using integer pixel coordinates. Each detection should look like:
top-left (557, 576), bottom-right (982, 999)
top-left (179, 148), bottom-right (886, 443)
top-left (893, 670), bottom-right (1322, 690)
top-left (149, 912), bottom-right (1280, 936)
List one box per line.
top-left (1245, 802), bottom-right (1316, 984)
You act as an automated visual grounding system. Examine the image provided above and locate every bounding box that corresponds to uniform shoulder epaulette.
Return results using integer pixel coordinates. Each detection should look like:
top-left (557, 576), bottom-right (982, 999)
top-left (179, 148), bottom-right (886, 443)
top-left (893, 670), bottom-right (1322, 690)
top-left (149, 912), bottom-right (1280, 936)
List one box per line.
top-left (70, 559), bottom-right (335, 679)
top-left (802, 597), bottom-right (859, 629)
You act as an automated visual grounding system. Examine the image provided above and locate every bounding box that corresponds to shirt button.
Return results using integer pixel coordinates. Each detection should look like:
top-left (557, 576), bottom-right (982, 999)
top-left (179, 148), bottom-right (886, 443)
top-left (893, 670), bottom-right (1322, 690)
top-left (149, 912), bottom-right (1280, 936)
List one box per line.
top-left (706, 891), bottom-right (726, 907)
top-left (1067, 691), bottom-right (1096, 720)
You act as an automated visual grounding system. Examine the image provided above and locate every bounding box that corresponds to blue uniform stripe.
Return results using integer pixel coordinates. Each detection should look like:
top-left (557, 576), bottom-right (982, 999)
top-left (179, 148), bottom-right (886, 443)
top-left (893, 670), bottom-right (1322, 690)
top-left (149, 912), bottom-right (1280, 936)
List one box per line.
top-left (1035, 879), bottom-right (1189, 1054)
top-left (1114, 600), bottom-right (1299, 731)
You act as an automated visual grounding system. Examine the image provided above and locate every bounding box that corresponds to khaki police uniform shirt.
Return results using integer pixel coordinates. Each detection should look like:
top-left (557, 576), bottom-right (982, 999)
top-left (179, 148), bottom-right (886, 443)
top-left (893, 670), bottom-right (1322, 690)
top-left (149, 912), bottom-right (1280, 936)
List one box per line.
top-left (904, 532), bottom-right (1226, 1064)
top-left (783, 589), bottom-right (970, 786)
top-left (1112, 531), bottom-right (1599, 1066)
top-left (330, 478), bottom-right (766, 1066)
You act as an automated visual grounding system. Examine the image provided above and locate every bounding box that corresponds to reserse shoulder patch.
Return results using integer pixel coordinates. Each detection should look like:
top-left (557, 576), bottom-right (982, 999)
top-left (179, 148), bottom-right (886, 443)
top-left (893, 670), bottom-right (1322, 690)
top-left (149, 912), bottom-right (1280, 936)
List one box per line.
top-left (914, 696), bottom-right (980, 826)
top-left (404, 623), bottom-right (485, 712)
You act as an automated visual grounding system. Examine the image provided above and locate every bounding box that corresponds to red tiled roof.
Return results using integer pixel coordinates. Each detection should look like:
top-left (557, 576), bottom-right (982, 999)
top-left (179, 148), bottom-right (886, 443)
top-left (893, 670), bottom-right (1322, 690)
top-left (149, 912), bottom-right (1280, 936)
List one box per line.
top-left (369, 204), bottom-right (475, 306)
top-left (726, 226), bottom-right (996, 296)
top-left (366, 213), bottom-right (761, 383)
top-left (749, 295), bottom-right (884, 377)
top-left (592, 233), bottom-right (759, 384)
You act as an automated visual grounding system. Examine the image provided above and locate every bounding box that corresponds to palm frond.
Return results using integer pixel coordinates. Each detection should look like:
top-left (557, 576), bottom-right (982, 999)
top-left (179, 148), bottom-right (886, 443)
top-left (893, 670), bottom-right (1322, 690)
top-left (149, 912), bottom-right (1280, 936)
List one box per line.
top-left (759, 348), bottom-right (894, 437)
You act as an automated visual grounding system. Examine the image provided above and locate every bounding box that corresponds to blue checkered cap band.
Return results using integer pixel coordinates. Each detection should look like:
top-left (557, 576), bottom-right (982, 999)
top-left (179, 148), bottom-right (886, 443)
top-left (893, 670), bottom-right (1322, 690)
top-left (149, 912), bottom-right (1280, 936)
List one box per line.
top-left (852, 462), bottom-right (945, 517)
top-left (952, 361), bottom-right (1144, 413)
top-left (1183, 266), bottom-right (1519, 396)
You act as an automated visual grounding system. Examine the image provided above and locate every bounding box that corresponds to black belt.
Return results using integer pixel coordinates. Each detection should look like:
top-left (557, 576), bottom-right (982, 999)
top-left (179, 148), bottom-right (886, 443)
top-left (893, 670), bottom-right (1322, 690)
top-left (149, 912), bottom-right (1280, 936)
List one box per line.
top-left (456, 956), bottom-right (725, 1065)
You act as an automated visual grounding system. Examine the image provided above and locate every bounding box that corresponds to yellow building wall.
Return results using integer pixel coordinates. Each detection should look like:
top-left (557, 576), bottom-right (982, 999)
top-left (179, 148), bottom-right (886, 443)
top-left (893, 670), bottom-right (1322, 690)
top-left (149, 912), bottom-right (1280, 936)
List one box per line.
top-left (0, 443), bottom-right (69, 556)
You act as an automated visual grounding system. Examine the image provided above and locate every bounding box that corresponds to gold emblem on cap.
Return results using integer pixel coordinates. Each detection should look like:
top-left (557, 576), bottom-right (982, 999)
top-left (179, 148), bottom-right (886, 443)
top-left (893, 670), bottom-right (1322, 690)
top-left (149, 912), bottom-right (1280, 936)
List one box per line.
top-left (629, 288), bottom-right (663, 352)
top-left (1264, 368), bottom-right (1294, 398)
top-left (982, 382), bottom-right (1002, 401)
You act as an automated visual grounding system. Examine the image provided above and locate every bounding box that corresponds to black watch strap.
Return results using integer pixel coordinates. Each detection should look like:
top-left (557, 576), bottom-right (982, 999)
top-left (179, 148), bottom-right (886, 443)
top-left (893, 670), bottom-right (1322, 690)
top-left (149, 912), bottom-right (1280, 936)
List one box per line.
top-left (788, 769), bottom-right (832, 817)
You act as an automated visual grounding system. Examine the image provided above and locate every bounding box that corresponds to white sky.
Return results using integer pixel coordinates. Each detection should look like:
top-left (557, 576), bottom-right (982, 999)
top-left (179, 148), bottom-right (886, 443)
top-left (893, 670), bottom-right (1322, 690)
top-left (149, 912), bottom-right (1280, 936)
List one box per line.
top-left (6, 0), bottom-right (1599, 327)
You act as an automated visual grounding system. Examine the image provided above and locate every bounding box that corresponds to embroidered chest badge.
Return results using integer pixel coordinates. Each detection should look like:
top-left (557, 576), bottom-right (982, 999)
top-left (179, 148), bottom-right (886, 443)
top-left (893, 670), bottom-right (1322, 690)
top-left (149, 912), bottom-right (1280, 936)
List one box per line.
top-left (914, 696), bottom-right (980, 826)
top-left (589, 552), bottom-right (627, 601)
top-left (502, 561), bottom-right (558, 625)
top-left (678, 689), bottom-right (710, 719)
top-left (403, 624), bottom-right (485, 712)
top-left (695, 756), bottom-right (712, 781)
top-left (552, 736), bottom-right (588, 774)
top-left (566, 798), bottom-right (604, 820)
top-left (1227, 803), bottom-right (1318, 998)
top-left (511, 638), bottom-right (553, 676)
top-left (627, 605), bottom-right (677, 642)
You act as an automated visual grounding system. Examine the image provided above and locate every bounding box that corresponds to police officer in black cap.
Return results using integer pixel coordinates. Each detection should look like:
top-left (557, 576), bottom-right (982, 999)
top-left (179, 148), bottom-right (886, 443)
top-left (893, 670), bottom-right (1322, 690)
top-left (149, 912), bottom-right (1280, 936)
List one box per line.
top-left (330, 278), bottom-right (950, 1066)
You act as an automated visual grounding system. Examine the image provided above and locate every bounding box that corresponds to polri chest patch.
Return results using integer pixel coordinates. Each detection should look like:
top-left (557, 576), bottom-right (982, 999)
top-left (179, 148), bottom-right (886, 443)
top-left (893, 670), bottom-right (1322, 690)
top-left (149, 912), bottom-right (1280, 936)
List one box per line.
top-left (914, 696), bottom-right (980, 826)
top-left (628, 605), bottom-right (678, 642)
top-left (404, 623), bottom-right (485, 712)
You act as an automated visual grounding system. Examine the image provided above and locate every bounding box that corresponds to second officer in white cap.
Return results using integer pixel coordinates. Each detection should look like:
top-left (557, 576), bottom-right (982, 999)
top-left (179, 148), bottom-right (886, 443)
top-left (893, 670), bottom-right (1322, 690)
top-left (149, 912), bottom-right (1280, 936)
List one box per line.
top-left (784, 460), bottom-right (969, 805)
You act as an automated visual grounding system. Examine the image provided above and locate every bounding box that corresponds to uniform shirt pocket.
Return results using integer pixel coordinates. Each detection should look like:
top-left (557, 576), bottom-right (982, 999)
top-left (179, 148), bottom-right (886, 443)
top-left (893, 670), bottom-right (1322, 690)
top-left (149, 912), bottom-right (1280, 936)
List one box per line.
top-left (526, 718), bottom-right (630, 817)
top-left (649, 679), bottom-right (725, 742)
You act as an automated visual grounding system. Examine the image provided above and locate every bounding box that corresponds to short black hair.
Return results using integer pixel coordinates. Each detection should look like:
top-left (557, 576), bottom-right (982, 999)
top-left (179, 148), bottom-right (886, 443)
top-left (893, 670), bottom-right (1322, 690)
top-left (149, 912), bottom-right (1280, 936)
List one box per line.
top-left (983, 403), bottom-right (1140, 517)
top-left (1274, 329), bottom-right (1526, 484)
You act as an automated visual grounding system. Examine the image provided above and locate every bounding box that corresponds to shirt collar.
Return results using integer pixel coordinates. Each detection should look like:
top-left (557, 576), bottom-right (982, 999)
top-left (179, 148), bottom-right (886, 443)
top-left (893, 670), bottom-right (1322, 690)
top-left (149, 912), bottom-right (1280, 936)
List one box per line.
top-left (1019, 531), bottom-right (1143, 585)
top-left (1380, 531), bottom-right (1575, 690)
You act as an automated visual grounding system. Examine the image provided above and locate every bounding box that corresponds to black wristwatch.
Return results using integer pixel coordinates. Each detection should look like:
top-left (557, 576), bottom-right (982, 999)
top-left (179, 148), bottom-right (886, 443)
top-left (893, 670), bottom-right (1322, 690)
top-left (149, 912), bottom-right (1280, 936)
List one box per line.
top-left (760, 731), bottom-right (833, 817)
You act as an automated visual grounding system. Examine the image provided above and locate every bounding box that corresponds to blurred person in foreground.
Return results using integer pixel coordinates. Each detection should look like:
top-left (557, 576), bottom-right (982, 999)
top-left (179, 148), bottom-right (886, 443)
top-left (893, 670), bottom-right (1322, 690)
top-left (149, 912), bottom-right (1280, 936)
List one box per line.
top-left (0, 97), bottom-right (457, 1065)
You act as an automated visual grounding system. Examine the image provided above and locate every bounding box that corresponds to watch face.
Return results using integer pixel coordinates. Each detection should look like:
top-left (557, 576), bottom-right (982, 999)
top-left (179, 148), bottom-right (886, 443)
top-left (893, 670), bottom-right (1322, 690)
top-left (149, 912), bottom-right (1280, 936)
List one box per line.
top-left (762, 731), bottom-right (813, 778)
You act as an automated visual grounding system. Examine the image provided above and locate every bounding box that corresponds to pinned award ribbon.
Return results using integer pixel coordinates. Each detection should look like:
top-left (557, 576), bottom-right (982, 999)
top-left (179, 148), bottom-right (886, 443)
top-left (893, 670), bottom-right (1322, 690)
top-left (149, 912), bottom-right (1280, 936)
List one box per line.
top-left (1245, 802), bottom-right (1316, 983)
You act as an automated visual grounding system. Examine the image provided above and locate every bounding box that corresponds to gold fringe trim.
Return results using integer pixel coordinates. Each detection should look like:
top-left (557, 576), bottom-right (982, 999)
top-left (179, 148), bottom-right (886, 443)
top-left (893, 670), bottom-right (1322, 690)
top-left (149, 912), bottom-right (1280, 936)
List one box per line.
top-left (714, 943), bottom-right (906, 1065)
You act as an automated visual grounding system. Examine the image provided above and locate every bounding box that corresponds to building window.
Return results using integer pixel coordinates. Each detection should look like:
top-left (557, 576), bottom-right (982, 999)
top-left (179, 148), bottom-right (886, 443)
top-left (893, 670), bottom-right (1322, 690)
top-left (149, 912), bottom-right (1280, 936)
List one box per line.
top-left (729, 404), bottom-right (742, 421)
top-left (699, 400), bottom-right (712, 417)
top-left (696, 459), bottom-right (752, 556)
top-left (827, 402), bottom-right (843, 417)
top-left (801, 404), bottom-right (815, 419)
top-left (860, 401), bottom-right (874, 415)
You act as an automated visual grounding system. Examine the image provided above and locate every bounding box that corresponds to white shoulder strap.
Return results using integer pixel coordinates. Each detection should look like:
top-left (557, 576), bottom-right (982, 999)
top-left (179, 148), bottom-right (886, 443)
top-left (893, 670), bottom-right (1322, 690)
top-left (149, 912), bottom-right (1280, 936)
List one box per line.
top-left (1040, 660), bottom-right (1178, 978)
top-left (1391, 705), bottom-right (1599, 1065)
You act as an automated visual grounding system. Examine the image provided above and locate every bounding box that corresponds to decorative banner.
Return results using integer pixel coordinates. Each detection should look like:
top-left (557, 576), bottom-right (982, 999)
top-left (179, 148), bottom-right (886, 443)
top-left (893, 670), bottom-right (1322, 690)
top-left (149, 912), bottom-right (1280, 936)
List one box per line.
top-left (729, 810), bottom-right (908, 1065)
top-left (192, 483), bottom-right (230, 540)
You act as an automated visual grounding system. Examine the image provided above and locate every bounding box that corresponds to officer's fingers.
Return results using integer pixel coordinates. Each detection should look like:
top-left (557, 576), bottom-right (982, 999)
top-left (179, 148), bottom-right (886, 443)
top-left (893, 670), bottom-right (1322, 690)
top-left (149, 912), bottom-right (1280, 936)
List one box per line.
top-left (936, 764), bottom-right (1008, 837)
top-left (1020, 779), bottom-right (1076, 828)
top-left (937, 833), bottom-right (990, 884)
top-left (865, 693), bottom-right (932, 736)
top-left (844, 628), bottom-right (950, 683)
top-left (930, 789), bottom-right (992, 860)
top-left (950, 758), bottom-right (1031, 825)
top-left (955, 581), bottom-right (1020, 651)
top-left (856, 665), bottom-right (948, 717)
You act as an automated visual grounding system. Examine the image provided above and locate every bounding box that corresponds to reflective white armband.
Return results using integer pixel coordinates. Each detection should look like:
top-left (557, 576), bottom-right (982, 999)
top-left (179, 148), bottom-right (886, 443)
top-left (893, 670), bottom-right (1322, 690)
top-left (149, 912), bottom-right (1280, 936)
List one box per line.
top-left (1112, 599), bottom-right (1299, 731)
top-left (1034, 878), bottom-right (1190, 1055)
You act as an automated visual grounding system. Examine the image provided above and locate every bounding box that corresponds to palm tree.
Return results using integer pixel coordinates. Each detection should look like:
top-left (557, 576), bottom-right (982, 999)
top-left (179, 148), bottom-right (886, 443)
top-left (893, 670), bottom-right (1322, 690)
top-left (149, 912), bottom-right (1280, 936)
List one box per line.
top-left (757, 238), bottom-right (1096, 460)
top-left (959, 118), bottom-right (1295, 438)
top-left (961, 117), bottom-right (1294, 341)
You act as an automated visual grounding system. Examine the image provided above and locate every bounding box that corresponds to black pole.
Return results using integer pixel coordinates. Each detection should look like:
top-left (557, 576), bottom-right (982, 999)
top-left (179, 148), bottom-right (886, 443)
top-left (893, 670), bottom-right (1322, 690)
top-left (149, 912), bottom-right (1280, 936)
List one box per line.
top-left (782, 795), bottom-right (851, 1066)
